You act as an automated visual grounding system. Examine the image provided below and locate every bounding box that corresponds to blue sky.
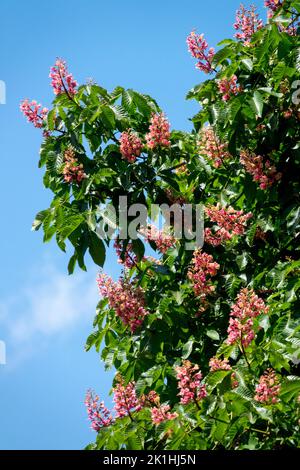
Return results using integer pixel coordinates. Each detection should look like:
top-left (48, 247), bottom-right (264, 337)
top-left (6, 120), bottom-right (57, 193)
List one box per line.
top-left (0, 0), bottom-right (266, 449)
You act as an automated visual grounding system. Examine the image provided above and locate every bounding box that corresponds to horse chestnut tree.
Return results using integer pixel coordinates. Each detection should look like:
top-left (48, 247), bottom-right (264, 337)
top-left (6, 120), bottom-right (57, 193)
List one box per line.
top-left (22, 1), bottom-right (300, 450)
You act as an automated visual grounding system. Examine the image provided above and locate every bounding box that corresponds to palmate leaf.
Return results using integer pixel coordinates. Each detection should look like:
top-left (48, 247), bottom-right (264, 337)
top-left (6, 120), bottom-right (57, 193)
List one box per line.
top-left (46, 150), bottom-right (64, 174)
top-left (121, 89), bottom-right (134, 113)
top-left (205, 370), bottom-right (231, 390)
top-left (280, 377), bottom-right (300, 402)
top-left (232, 385), bottom-right (253, 402)
top-left (57, 214), bottom-right (85, 241)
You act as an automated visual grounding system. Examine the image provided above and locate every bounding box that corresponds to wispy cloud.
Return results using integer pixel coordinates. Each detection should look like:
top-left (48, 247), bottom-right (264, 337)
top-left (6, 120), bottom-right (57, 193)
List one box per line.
top-left (0, 257), bottom-right (99, 366)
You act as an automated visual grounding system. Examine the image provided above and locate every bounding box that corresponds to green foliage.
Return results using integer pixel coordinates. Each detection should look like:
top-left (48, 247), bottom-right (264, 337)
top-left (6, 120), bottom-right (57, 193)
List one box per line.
top-left (29, 1), bottom-right (300, 450)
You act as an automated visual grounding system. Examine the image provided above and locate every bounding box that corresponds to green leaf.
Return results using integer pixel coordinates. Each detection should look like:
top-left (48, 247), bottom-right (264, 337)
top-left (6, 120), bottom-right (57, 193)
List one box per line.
top-left (206, 329), bottom-right (220, 341)
top-left (182, 339), bottom-right (194, 359)
top-left (280, 378), bottom-right (300, 402)
top-left (101, 106), bottom-right (116, 128)
top-left (88, 231), bottom-right (106, 267)
top-left (251, 91), bottom-right (264, 118)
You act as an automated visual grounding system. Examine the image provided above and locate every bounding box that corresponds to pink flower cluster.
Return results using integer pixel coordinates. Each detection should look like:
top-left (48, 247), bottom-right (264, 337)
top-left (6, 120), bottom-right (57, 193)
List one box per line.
top-left (188, 250), bottom-right (219, 310)
top-left (146, 113), bottom-right (171, 149)
top-left (140, 390), bottom-right (178, 425)
top-left (97, 273), bottom-right (148, 332)
top-left (119, 131), bottom-right (143, 163)
top-left (254, 369), bottom-right (281, 404)
top-left (175, 361), bottom-right (207, 405)
top-left (209, 357), bottom-right (232, 372)
top-left (49, 58), bottom-right (77, 96)
top-left (218, 75), bottom-right (242, 101)
top-left (20, 99), bottom-right (48, 129)
top-left (264, 0), bottom-right (283, 12)
top-left (234, 4), bottom-right (263, 46)
top-left (140, 224), bottom-right (176, 254)
top-left (198, 127), bottom-right (231, 168)
top-left (63, 147), bottom-right (87, 184)
top-left (85, 390), bottom-right (113, 431)
top-left (151, 404), bottom-right (178, 425)
top-left (186, 31), bottom-right (215, 73)
top-left (227, 288), bottom-right (269, 348)
top-left (204, 204), bottom-right (252, 247)
top-left (113, 377), bottom-right (142, 418)
top-left (240, 150), bottom-right (282, 190)
top-left (114, 239), bottom-right (138, 269)
top-left (282, 22), bottom-right (299, 36)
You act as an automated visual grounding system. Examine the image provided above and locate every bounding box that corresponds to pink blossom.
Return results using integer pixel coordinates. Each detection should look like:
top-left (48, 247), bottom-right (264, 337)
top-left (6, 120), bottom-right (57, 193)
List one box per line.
top-left (175, 360), bottom-right (207, 405)
top-left (113, 377), bottom-right (142, 418)
top-left (198, 127), bottom-right (231, 168)
top-left (144, 390), bottom-right (160, 405)
top-left (49, 58), bottom-right (77, 96)
top-left (20, 99), bottom-right (48, 129)
top-left (140, 224), bottom-right (176, 254)
top-left (264, 0), bottom-right (283, 12)
top-left (146, 113), bottom-right (171, 149)
top-left (114, 239), bottom-right (138, 269)
top-left (205, 204), bottom-right (252, 246)
top-left (240, 150), bottom-right (282, 190)
top-left (119, 130), bottom-right (143, 163)
top-left (254, 369), bottom-right (281, 404)
top-left (186, 31), bottom-right (215, 73)
top-left (97, 272), bottom-right (148, 332)
top-left (209, 357), bottom-right (232, 372)
top-left (151, 405), bottom-right (178, 425)
top-left (266, 3), bottom-right (299, 34)
top-left (227, 288), bottom-right (269, 348)
top-left (218, 75), bottom-right (242, 101)
top-left (234, 4), bottom-right (263, 46)
top-left (85, 390), bottom-right (113, 431)
top-left (63, 147), bottom-right (87, 184)
top-left (188, 250), bottom-right (219, 311)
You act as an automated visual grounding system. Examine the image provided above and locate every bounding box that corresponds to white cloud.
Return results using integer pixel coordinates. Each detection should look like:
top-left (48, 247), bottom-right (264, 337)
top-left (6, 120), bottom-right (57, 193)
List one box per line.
top-left (0, 257), bottom-right (99, 366)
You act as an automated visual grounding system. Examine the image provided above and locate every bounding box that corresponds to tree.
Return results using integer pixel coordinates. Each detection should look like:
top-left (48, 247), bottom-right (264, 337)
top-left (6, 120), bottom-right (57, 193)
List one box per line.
top-left (21, 1), bottom-right (300, 450)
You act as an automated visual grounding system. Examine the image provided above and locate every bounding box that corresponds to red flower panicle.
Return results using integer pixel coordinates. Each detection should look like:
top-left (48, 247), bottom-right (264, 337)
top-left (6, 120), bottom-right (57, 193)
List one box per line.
top-left (209, 357), bottom-right (232, 372)
top-left (97, 273), bottom-right (148, 332)
top-left (114, 239), bottom-right (139, 269)
top-left (205, 204), bottom-right (252, 246)
top-left (146, 113), bottom-right (171, 149)
top-left (240, 150), bottom-right (282, 190)
top-left (186, 31), bottom-right (215, 73)
top-left (175, 361), bottom-right (207, 405)
top-left (50, 58), bottom-right (78, 96)
top-left (113, 377), bottom-right (142, 418)
top-left (218, 75), bottom-right (242, 101)
top-left (85, 390), bottom-right (113, 431)
top-left (254, 369), bottom-right (281, 404)
top-left (119, 131), bottom-right (143, 163)
top-left (198, 127), bottom-right (231, 168)
top-left (188, 249), bottom-right (219, 311)
top-left (234, 4), bottom-right (263, 45)
top-left (63, 147), bottom-right (87, 184)
top-left (140, 224), bottom-right (176, 254)
top-left (20, 99), bottom-right (48, 128)
top-left (227, 288), bottom-right (269, 348)
top-left (265, 0), bottom-right (283, 12)
top-left (151, 405), bottom-right (178, 425)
